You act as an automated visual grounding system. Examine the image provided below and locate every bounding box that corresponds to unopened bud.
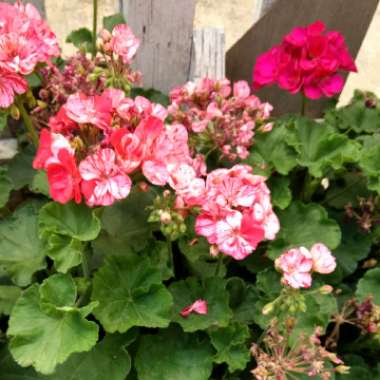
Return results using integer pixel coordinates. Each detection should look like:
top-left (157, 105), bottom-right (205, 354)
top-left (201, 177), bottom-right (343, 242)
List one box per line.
top-left (321, 177), bottom-right (330, 190)
top-left (362, 258), bottom-right (378, 269)
top-left (159, 210), bottom-right (172, 224)
top-left (36, 100), bottom-right (48, 110)
top-left (99, 28), bottom-right (112, 42)
top-left (335, 365), bottom-right (350, 375)
top-left (210, 245), bottom-right (219, 257)
top-left (138, 181), bottom-right (149, 192)
top-left (163, 190), bottom-right (171, 198)
top-left (10, 105), bottom-right (20, 120)
top-left (319, 285), bottom-right (333, 295)
top-left (262, 302), bottom-right (274, 315)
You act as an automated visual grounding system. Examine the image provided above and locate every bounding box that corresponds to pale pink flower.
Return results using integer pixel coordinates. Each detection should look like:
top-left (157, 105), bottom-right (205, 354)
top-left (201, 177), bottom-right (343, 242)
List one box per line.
top-left (64, 92), bottom-right (112, 130)
top-left (310, 243), bottom-right (336, 274)
top-left (111, 24), bottom-right (140, 64)
top-left (0, 69), bottom-right (27, 108)
top-left (180, 299), bottom-right (208, 317)
top-left (275, 247), bottom-right (313, 289)
top-left (79, 148), bottom-right (132, 206)
top-left (233, 80), bottom-right (250, 99)
top-left (215, 211), bottom-right (265, 260)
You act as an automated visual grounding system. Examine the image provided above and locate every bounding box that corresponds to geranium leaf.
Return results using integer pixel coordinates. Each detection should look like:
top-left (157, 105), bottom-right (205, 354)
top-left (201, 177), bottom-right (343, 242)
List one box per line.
top-left (44, 234), bottom-right (84, 273)
top-left (44, 333), bottom-right (134, 380)
top-left (249, 121), bottom-right (298, 175)
top-left (93, 190), bottom-right (154, 255)
top-left (0, 286), bottom-right (21, 315)
top-left (30, 170), bottom-right (50, 197)
top-left (7, 146), bottom-right (36, 190)
top-left (169, 277), bottom-right (232, 332)
top-left (103, 13), bottom-right (125, 31)
top-left (359, 145), bottom-right (380, 194)
top-left (226, 277), bottom-right (260, 324)
top-left (287, 118), bottom-right (360, 178)
top-left (268, 202), bottom-right (341, 259)
top-left (135, 326), bottom-right (214, 380)
top-left (0, 167), bottom-right (13, 208)
top-left (7, 274), bottom-right (99, 375)
top-left (268, 176), bottom-right (292, 210)
top-left (91, 255), bottom-right (173, 333)
top-left (66, 28), bottom-right (93, 53)
top-left (0, 201), bottom-right (46, 286)
top-left (209, 322), bottom-right (250, 372)
top-left (39, 202), bottom-right (101, 241)
top-left (356, 268), bottom-right (380, 304)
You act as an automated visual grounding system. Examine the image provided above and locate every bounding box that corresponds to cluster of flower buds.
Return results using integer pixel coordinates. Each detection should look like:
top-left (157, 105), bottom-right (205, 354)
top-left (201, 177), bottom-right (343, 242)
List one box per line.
top-left (253, 20), bottom-right (357, 99)
top-left (275, 244), bottom-right (336, 289)
top-left (148, 190), bottom-right (187, 241)
top-left (251, 319), bottom-right (348, 380)
top-left (345, 196), bottom-right (380, 232)
top-left (168, 78), bottom-right (273, 161)
top-left (0, 1), bottom-right (60, 109)
top-left (194, 164), bottom-right (279, 260)
top-left (95, 24), bottom-right (142, 92)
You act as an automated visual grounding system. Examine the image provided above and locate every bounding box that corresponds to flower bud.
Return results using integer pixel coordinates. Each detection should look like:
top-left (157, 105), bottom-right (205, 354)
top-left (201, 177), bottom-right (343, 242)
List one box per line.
top-left (335, 365), bottom-right (350, 375)
top-left (319, 285), bottom-right (333, 295)
top-left (210, 245), bottom-right (219, 257)
top-left (159, 210), bottom-right (172, 224)
top-left (138, 181), bottom-right (149, 192)
top-left (10, 105), bottom-right (20, 120)
top-left (262, 302), bottom-right (274, 315)
top-left (321, 177), bottom-right (330, 189)
top-left (99, 28), bottom-right (112, 42)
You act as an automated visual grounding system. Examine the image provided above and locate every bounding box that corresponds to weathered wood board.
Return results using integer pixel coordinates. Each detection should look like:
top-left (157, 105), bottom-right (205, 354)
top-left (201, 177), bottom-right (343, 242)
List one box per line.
top-left (125, 0), bottom-right (196, 94)
top-left (227, 0), bottom-right (379, 116)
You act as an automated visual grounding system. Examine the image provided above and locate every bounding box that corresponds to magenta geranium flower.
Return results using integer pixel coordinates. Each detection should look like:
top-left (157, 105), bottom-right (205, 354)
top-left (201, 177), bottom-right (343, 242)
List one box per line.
top-left (252, 20), bottom-right (357, 99)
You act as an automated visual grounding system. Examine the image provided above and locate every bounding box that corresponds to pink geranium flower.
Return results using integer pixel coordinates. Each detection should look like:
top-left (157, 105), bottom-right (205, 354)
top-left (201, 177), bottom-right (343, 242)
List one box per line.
top-left (275, 247), bottom-right (313, 289)
top-left (253, 20), bottom-right (357, 99)
top-left (79, 148), bottom-right (132, 206)
top-left (180, 299), bottom-right (208, 317)
top-left (310, 243), bottom-right (336, 274)
top-left (111, 24), bottom-right (140, 64)
top-left (0, 69), bottom-right (28, 108)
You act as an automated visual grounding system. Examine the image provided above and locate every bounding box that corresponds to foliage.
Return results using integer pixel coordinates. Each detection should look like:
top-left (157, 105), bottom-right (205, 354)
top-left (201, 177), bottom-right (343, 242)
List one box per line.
top-left (1, 4), bottom-right (380, 379)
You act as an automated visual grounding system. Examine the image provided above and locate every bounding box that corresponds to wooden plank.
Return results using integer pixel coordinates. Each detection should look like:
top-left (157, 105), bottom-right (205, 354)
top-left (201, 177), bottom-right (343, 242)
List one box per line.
top-left (190, 27), bottom-right (225, 81)
top-left (254, 0), bottom-right (278, 20)
top-left (125, 0), bottom-right (196, 94)
top-left (227, 0), bottom-right (379, 116)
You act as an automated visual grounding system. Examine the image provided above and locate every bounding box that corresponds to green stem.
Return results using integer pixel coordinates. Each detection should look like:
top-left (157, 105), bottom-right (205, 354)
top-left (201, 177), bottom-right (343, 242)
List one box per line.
top-left (92, 0), bottom-right (98, 58)
top-left (301, 95), bottom-right (307, 116)
top-left (215, 254), bottom-right (224, 277)
top-left (16, 97), bottom-right (38, 146)
top-left (81, 249), bottom-right (90, 279)
top-left (301, 171), bottom-right (319, 202)
top-left (167, 238), bottom-right (174, 273)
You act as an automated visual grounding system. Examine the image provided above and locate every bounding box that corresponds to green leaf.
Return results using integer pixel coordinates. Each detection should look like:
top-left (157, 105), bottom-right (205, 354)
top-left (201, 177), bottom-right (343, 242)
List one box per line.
top-left (0, 285), bottom-right (21, 315)
top-left (103, 13), bottom-right (125, 31)
top-left (0, 167), bottom-right (13, 208)
top-left (169, 277), bottom-right (232, 332)
top-left (268, 176), bottom-right (292, 210)
top-left (0, 202), bottom-right (46, 286)
top-left (0, 110), bottom-right (8, 131)
top-left (356, 268), bottom-right (380, 304)
top-left (7, 146), bottom-right (36, 190)
top-left (287, 118), bottom-right (360, 178)
top-left (209, 322), bottom-right (250, 372)
top-left (93, 190), bottom-right (154, 255)
top-left (39, 202), bottom-right (101, 241)
top-left (25, 73), bottom-right (42, 89)
top-left (226, 277), bottom-right (259, 324)
top-left (66, 28), bottom-right (93, 52)
top-left (268, 202), bottom-right (341, 259)
top-left (44, 234), bottom-right (84, 273)
top-left (131, 88), bottom-right (170, 106)
top-left (30, 170), bottom-right (50, 197)
top-left (179, 236), bottom-right (227, 278)
top-left (135, 326), bottom-right (214, 380)
top-left (332, 219), bottom-right (371, 279)
top-left (44, 333), bottom-right (134, 380)
top-left (359, 144), bottom-right (380, 194)
top-left (91, 255), bottom-right (173, 333)
top-left (248, 121), bottom-right (298, 175)
top-left (7, 274), bottom-right (99, 374)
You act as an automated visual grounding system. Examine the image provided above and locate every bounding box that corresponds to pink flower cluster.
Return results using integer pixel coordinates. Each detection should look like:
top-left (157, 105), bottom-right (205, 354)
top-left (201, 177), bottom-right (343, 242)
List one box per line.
top-left (275, 243), bottom-right (337, 289)
top-left (252, 20), bottom-right (357, 99)
top-left (169, 78), bottom-right (273, 161)
top-left (32, 88), bottom-right (207, 207)
top-left (0, 1), bottom-right (59, 108)
top-left (194, 165), bottom-right (279, 260)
